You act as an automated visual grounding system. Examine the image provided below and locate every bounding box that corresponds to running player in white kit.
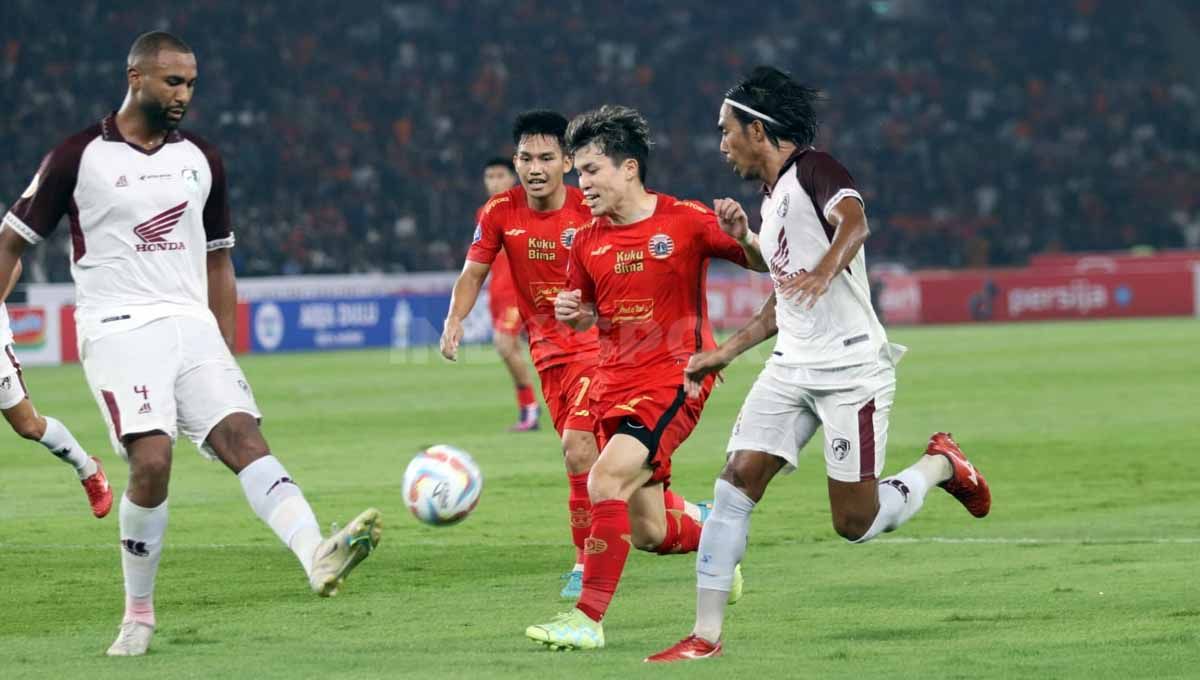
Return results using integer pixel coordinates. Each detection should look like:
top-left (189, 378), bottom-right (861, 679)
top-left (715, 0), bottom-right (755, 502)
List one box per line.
top-left (647, 66), bottom-right (993, 663)
top-left (1, 261), bottom-right (112, 517)
top-left (0, 32), bottom-right (381, 657)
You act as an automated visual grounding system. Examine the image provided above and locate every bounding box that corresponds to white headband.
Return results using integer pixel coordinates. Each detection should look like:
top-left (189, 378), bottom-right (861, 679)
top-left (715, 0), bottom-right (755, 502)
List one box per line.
top-left (723, 98), bottom-right (782, 126)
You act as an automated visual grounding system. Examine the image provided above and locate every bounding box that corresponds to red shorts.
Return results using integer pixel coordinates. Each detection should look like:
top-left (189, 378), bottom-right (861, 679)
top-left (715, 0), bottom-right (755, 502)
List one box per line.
top-left (489, 292), bottom-right (522, 335)
top-left (593, 375), bottom-right (715, 485)
top-left (538, 359), bottom-right (600, 438)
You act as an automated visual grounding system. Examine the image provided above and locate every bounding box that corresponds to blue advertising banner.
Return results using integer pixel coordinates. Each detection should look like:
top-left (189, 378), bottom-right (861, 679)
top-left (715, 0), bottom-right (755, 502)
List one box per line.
top-left (249, 294), bottom-right (493, 353)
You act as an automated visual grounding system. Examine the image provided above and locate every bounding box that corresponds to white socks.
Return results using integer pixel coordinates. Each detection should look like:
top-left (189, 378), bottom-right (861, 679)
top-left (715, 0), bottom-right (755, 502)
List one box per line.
top-left (851, 454), bottom-right (949, 544)
top-left (119, 496), bottom-right (167, 627)
top-left (694, 478), bottom-right (756, 643)
top-left (39, 416), bottom-right (95, 479)
top-left (237, 456), bottom-right (323, 576)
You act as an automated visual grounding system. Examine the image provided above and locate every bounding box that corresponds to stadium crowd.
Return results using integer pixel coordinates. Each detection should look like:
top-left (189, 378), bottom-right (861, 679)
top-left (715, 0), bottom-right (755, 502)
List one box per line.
top-left (2, 0), bottom-right (1197, 282)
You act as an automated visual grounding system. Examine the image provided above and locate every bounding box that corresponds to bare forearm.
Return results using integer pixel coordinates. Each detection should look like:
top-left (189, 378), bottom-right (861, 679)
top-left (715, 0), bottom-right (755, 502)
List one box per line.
top-left (738, 233), bottom-right (768, 273)
top-left (448, 265), bottom-right (488, 323)
top-left (2, 258), bottom-right (21, 300)
top-left (718, 293), bottom-right (778, 360)
top-left (0, 230), bottom-right (29, 303)
top-left (207, 253), bottom-right (237, 350)
top-left (816, 216), bottom-right (868, 276)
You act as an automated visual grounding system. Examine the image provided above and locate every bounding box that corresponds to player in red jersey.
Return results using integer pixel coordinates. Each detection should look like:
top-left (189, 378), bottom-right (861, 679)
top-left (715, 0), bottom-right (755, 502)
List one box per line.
top-left (442, 111), bottom-right (603, 599)
top-left (524, 105), bottom-right (767, 650)
top-left (1, 261), bottom-right (112, 518)
top-left (443, 111), bottom-right (710, 601)
top-left (478, 157), bottom-right (541, 432)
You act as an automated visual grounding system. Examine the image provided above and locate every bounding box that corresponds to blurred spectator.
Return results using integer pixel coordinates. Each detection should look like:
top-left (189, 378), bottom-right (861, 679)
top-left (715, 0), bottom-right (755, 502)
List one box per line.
top-left (1, 0), bottom-right (1196, 281)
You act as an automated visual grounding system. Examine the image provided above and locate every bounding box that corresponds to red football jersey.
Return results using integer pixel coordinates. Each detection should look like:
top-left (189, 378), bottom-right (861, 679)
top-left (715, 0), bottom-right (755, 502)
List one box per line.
top-left (467, 185), bottom-right (599, 371)
top-left (475, 206), bottom-right (517, 301)
top-left (566, 193), bottom-right (749, 387)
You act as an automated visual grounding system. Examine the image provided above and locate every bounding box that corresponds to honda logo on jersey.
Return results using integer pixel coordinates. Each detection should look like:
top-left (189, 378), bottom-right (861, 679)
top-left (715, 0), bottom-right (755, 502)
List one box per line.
top-left (133, 201), bottom-right (188, 252)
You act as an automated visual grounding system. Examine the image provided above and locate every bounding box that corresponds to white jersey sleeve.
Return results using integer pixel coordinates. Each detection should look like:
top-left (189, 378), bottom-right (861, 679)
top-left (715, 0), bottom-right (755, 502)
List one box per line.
top-left (758, 149), bottom-right (890, 369)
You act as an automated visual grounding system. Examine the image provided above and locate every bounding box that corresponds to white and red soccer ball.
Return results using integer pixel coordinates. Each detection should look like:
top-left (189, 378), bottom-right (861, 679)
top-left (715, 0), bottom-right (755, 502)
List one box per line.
top-left (403, 445), bottom-right (483, 526)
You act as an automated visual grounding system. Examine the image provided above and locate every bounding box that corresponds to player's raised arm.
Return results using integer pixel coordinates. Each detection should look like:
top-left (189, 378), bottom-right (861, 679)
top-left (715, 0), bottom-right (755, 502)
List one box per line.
top-left (441, 259), bottom-right (491, 361)
top-left (713, 198), bottom-right (767, 272)
top-left (683, 291), bottom-right (777, 398)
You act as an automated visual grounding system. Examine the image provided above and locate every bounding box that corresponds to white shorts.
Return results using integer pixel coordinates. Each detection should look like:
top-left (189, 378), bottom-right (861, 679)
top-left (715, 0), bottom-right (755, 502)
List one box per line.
top-left (726, 356), bottom-right (896, 483)
top-left (0, 345), bottom-right (29, 410)
top-left (81, 315), bottom-right (262, 460)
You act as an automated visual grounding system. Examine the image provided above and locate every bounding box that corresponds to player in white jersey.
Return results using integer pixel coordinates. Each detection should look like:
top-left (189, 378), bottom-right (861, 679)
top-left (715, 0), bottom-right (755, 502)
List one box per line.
top-left (1, 261), bottom-right (112, 517)
top-left (0, 32), bottom-right (382, 657)
top-left (646, 67), bottom-right (993, 663)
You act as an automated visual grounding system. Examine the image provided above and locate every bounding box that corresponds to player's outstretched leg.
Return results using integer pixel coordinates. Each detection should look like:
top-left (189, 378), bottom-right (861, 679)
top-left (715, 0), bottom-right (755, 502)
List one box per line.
top-left (527, 434), bottom-right (653, 650)
top-left (108, 434), bottom-right (171, 657)
top-left (208, 413), bottom-right (383, 597)
top-left (2, 400), bottom-right (112, 517)
top-left (646, 451), bottom-right (782, 664)
top-left (844, 432), bottom-right (989, 546)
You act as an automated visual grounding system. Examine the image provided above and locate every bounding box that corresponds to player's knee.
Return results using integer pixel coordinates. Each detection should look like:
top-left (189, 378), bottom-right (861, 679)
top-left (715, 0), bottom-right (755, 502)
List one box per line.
top-left (832, 512), bottom-right (875, 542)
top-left (209, 415), bottom-right (268, 461)
top-left (562, 435), bottom-right (598, 474)
top-left (719, 457), bottom-right (766, 503)
top-left (585, 469), bottom-right (621, 504)
top-left (129, 448), bottom-right (172, 483)
top-left (11, 416), bottom-right (43, 440)
top-left (629, 516), bottom-right (665, 552)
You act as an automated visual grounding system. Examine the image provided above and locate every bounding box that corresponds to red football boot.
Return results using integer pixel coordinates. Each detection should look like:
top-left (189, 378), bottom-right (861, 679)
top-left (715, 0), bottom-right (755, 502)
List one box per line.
top-left (924, 432), bottom-right (990, 518)
top-left (644, 635), bottom-right (723, 663)
top-left (81, 457), bottom-right (114, 518)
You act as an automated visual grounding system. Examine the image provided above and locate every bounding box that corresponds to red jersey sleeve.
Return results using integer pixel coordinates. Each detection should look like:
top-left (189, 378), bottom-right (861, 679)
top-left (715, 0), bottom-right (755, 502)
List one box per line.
top-left (465, 197), bottom-right (505, 265)
top-left (566, 226), bottom-right (597, 304)
top-left (697, 208), bottom-right (750, 268)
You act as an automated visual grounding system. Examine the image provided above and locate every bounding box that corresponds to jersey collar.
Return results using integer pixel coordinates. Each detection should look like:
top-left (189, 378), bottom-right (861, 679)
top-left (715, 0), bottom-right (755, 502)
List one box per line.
top-left (762, 146), bottom-right (814, 197)
top-left (101, 112), bottom-right (183, 155)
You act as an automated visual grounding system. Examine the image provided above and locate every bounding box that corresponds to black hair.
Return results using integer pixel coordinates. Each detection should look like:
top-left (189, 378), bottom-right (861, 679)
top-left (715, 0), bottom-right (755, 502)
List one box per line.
top-left (483, 157), bottom-right (515, 173)
top-left (128, 31), bottom-right (193, 65)
top-left (724, 66), bottom-right (821, 148)
top-left (565, 105), bottom-right (652, 183)
top-left (511, 110), bottom-right (569, 151)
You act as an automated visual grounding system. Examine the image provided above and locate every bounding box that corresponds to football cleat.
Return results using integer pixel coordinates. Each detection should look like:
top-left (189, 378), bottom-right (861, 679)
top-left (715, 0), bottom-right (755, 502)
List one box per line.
top-left (560, 569), bottom-right (583, 599)
top-left (525, 608), bottom-right (604, 650)
top-left (309, 508), bottom-right (383, 597)
top-left (644, 634), bottom-right (723, 663)
top-left (106, 621), bottom-right (154, 657)
top-left (81, 457), bottom-right (113, 518)
top-left (925, 432), bottom-right (990, 518)
top-left (509, 406), bottom-right (541, 432)
top-left (728, 563), bottom-right (744, 605)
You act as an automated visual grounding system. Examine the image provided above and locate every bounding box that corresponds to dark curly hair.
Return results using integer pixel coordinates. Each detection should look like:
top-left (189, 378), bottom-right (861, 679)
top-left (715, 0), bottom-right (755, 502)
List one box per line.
top-left (565, 105), bottom-right (652, 183)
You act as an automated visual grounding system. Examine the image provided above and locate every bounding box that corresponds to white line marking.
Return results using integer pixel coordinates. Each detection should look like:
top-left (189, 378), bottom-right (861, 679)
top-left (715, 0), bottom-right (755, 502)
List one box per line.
top-left (2, 537), bottom-right (1199, 551)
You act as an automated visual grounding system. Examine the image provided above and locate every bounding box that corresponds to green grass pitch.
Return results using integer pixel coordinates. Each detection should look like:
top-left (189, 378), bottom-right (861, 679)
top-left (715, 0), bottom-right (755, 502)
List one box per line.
top-left (1, 318), bottom-right (1198, 679)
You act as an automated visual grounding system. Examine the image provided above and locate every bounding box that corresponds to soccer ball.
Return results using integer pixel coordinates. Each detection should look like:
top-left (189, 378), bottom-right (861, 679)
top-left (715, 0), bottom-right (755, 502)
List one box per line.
top-left (403, 445), bottom-right (483, 526)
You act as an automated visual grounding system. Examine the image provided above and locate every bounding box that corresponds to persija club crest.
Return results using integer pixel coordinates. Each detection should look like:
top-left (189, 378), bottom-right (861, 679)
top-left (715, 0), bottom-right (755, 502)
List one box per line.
top-left (560, 227), bottom-right (578, 249)
top-left (648, 233), bottom-right (674, 259)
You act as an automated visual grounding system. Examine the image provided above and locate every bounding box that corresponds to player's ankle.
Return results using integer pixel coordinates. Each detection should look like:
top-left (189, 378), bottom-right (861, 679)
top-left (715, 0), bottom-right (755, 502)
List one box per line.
top-left (123, 596), bottom-right (156, 627)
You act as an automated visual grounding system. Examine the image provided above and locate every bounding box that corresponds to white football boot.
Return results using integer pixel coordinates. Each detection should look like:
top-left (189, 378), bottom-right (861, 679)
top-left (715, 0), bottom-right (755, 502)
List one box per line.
top-left (309, 508), bottom-right (383, 597)
top-left (106, 621), bottom-right (154, 656)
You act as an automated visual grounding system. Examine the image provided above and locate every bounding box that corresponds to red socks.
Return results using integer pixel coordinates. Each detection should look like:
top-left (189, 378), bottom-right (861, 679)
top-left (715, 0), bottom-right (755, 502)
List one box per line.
top-left (567, 472), bottom-right (591, 564)
top-left (576, 499), bottom-right (632, 622)
top-left (516, 384), bottom-right (537, 409)
top-left (658, 490), bottom-right (702, 555)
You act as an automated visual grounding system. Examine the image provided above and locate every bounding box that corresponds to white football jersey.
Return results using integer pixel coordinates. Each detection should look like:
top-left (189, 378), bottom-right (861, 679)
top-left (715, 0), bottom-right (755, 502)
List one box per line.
top-left (2, 113), bottom-right (235, 342)
top-left (758, 148), bottom-right (889, 368)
